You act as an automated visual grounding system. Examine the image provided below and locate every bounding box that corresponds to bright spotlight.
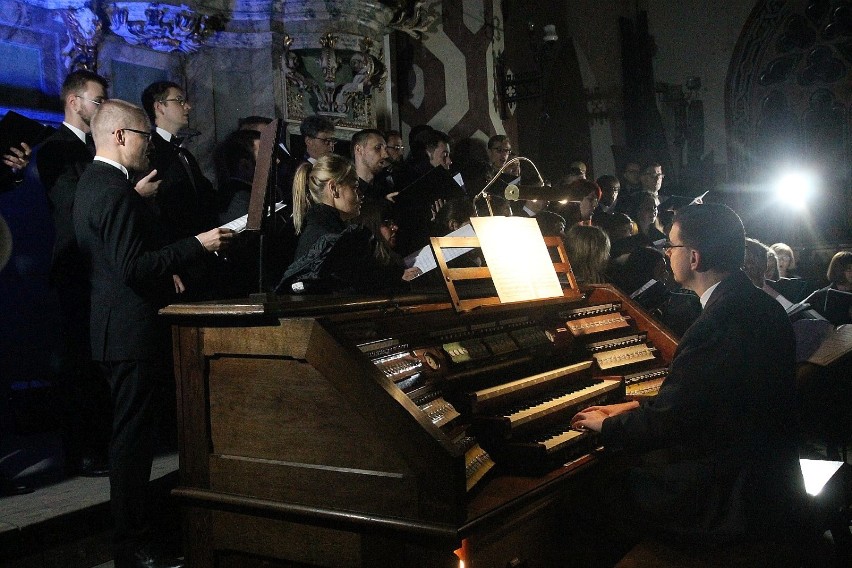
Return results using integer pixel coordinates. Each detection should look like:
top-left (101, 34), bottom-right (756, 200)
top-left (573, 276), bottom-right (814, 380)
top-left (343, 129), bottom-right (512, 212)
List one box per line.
top-left (774, 171), bottom-right (816, 209)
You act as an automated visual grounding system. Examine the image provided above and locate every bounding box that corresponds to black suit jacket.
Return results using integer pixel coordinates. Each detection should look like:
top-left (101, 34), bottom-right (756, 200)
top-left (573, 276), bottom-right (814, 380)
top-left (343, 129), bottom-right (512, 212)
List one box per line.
top-left (601, 269), bottom-right (805, 543)
top-left (35, 124), bottom-right (93, 279)
top-left (148, 132), bottom-right (217, 243)
top-left (73, 161), bottom-right (206, 361)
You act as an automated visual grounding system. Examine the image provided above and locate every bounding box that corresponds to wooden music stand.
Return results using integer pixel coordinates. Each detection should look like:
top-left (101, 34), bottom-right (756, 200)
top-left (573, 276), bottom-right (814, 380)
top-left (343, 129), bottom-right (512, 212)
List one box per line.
top-left (245, 119), bottom-right (283, 298)
top-left (430, 234), bottom-right (582, 312)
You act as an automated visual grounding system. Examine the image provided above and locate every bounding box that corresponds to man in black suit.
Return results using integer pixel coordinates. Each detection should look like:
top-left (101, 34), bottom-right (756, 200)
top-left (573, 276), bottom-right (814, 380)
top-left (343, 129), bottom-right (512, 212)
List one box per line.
top-left (141, 81), bottom-right (217, 298)
top-left (73, 99), bottom-right (233, 568)
top-left (572, 204), bottom-right (806, 558)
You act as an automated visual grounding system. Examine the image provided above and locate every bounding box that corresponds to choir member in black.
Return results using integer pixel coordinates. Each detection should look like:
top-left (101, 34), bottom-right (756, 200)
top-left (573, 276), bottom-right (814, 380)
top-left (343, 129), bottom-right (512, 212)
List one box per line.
top-left (73, 99), bottom-right (233, 568)
top-left (394, 130), bottom-right (464, 256)
top-left (276, 154), bottom-right (419, 294)
top-left (141, 81), bottom-right (217, 299)
top-left (34, 70), bottom-right (119, 478)
top-left (351, 129), bottom-right (390, 202)
top-left (805, 251), bottom-right (852, 325)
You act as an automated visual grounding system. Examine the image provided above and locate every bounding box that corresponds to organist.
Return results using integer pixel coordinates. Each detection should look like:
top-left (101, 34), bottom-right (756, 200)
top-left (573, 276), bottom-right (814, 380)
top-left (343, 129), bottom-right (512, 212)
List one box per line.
top-left (572, 204), bottom-right (807, 560)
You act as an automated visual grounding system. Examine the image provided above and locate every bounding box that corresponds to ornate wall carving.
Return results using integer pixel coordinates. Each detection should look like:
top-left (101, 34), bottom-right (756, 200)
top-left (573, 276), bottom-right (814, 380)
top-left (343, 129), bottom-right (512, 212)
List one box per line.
top-left (106, 2), bottom-right (223, 53)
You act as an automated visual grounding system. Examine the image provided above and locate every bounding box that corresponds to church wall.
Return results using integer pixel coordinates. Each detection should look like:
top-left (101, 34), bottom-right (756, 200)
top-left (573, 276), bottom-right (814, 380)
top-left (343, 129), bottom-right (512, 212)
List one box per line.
top-left (642, 0), bottom-right (756, 179)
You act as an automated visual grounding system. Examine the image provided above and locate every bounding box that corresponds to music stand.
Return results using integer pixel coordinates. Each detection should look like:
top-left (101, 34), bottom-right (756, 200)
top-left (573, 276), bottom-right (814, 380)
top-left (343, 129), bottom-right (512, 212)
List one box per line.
top-left (245, 119), bottom-right (284, 298)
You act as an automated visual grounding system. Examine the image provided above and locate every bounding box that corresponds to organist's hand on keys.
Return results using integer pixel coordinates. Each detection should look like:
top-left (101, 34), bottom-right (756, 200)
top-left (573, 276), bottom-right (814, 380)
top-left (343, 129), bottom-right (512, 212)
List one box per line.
top-left (571, 401), bottom-right (639, 432)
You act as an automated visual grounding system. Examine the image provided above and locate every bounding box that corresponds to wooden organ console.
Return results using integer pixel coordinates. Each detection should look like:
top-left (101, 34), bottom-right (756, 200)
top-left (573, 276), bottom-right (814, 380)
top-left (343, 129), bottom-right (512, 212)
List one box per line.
top-left (162, 284), bottom-right (677, 567)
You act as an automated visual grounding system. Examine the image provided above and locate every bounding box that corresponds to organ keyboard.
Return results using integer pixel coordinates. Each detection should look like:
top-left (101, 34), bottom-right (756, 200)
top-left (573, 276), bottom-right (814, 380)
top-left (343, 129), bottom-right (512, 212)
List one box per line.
top-left (163, 284), bottom-right (679, 567)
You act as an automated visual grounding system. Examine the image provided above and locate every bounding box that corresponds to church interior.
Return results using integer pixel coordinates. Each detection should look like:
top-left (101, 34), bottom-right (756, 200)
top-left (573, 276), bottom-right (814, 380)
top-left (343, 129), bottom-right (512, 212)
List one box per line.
top-left (1, 0), bottom-right (851, 567)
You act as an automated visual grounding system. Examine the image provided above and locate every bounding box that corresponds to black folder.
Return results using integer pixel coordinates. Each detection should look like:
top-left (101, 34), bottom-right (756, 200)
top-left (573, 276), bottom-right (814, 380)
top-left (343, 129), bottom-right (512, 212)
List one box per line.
top-left (0, 111), bottom-right (55, 158)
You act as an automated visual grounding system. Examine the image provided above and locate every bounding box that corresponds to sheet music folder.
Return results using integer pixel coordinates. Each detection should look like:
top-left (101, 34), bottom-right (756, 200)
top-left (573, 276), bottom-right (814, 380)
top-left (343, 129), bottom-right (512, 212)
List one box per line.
top-left (0, 111), bottom-right (55, 175)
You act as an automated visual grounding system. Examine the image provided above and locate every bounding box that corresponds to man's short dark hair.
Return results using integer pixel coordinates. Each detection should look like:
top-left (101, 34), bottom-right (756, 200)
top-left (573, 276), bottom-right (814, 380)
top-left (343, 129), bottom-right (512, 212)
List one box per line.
top-left (674, 203), bottom-right (745, 273)
top-left (299, 115), bottom-right (334, 138)
top-left (141, 80), bottom-right (183, 122)
top-left (488, 134), bottom-right (508, 150)
top-left (642, 162), bottom-right (662, 174)
top-left (596, 174), bottom-right (619, 189)
top-left (384, 129), bottom-right (401, 140)
top-left (422, 130), bottom-right (450, 153)
top-left (61, 70), bottom-right (108, 103)
top-left (351, 129), bottom-right (384, 156)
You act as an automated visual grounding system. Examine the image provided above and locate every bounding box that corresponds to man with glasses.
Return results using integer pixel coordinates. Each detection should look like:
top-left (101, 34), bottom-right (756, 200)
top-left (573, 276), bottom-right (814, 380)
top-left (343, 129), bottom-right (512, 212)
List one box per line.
top-left (384, 129), bottom-right (405, 166)
top-left (572, 203), bottom-right (805, 561)
top-left (33, 70), bottom-right (118, 480)
top-left (74, 99), bottom-right (233, 568)
top-left (142, 81), bottom-right (217, 298)
top-left (300, 114), bottom-right (336, 164)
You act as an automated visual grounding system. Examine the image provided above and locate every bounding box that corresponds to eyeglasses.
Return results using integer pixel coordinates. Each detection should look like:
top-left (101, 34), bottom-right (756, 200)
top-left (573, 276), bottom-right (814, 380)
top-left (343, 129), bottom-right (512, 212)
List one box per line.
top-left (76, 95), bottom-right (105, 106)
top-left (644, 172), bottom-right (665, 179)
top-left (490, 147), bottom-right (512, 154)
top-left (388, 145), bottom-right (405, 151)
top-left (160, 98), bottom-right (189, 107)
top-left (113, 128), bottom-right (152, 141)
top-left (662, 242), bottom-right (686, 252)
top-left (311, 136), bottom-right (336, 146)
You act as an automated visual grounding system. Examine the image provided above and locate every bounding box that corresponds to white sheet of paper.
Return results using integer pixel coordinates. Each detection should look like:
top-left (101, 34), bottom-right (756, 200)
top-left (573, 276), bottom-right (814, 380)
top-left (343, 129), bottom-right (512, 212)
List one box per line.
top-left (404, 223), bottom-right (476, 273)
top-left (220, 201), bottom-right (287, 233)
top-left (470, 216), bottom-right (563, 303)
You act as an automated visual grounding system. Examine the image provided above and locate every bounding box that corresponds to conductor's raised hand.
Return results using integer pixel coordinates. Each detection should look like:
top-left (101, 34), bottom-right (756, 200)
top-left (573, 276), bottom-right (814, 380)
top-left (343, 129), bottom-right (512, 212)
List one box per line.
top-left (196, 227), bottom-right (236, 253)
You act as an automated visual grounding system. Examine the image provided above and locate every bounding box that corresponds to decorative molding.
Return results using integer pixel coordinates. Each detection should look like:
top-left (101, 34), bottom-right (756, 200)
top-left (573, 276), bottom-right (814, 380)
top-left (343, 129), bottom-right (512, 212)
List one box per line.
top-left (388, 0), bottom-right (438, 39)
top-left (59, 5), bottom-right (103, 72)
top-left (282, 33), bottom-right (386, 128)
top-left (0, 0), bottom-right (31, 27)
top-left (106, 2), bottom-right (225, 53)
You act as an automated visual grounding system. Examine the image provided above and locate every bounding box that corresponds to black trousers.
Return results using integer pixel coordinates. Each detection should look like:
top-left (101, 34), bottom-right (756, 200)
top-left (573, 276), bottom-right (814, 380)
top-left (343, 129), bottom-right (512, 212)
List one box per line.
top-left (56, 272), bottom-right (111, 466)
top-left (100, 358), bottom-right (170, 553)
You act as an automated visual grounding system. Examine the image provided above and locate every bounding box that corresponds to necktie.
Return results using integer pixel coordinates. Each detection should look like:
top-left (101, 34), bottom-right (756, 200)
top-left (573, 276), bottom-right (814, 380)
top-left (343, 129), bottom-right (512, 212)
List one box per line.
top-left (172, 137), bottom-right (184, 147)
top-left (85, 133), bottom-right (96, 156)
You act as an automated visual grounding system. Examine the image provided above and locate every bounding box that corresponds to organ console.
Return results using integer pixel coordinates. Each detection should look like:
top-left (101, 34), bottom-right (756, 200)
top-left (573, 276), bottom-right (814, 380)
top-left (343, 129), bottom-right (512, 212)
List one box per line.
top-left (162, 282), bottom-right (678, 567)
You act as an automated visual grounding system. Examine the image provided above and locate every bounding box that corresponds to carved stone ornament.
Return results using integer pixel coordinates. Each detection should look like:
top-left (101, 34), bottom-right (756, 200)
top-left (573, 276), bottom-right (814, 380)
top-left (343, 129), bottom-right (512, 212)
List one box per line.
top-left (106, 2), bottom-right (222, 53)
top-left (0, 0), bottom-right (30, 27)
top-left (60, 5), bottom-right (104, 72)
top-left (387, 0), bottom-right (438, 39)
top-left (282, 34), bottom-right (387, 128)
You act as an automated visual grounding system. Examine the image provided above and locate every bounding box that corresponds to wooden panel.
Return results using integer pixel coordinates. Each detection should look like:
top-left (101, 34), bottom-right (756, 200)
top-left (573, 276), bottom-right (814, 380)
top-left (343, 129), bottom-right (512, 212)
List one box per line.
top-left (208, 357), bottom-right (409, 472)
top-left (202, 319), bottom-right (316, 358)
top-left (172, 325), bottom-right (210, 487)
top-left (212, 511), bottom-right (362, 567)
top-left (208, 455), bottom-right (419, 518)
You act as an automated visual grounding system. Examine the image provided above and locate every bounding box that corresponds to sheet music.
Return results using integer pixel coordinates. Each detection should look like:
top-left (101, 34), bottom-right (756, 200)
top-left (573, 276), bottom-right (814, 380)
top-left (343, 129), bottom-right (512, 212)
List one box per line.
top-left (807, 324), bottom-right (852, 367)
top-left (404, 223), bottom-right (476, 274)
top-left (220, 201), bottom-right (287, 233)
top-left (470, 216), bottom-right (563, 303)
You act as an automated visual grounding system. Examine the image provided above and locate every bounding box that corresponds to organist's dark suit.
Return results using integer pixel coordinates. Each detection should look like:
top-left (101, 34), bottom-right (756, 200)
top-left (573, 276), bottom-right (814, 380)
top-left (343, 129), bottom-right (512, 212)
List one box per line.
top-left (73, 159), bottom-right (208, 553)
top-left (601, 269), bottom-right (805, 543)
